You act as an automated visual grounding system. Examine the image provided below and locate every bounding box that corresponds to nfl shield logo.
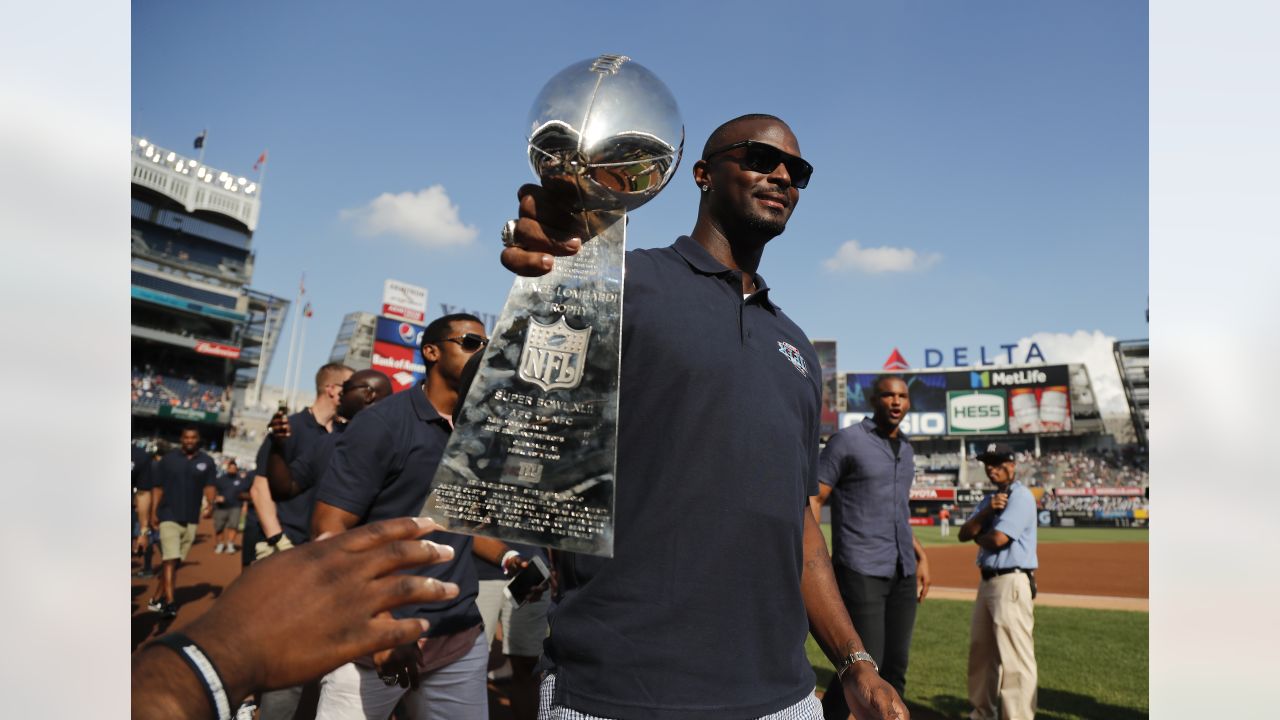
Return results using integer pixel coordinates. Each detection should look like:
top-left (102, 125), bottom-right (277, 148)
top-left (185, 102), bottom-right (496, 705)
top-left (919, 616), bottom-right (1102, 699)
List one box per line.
top-left (518, 317), bottom-right (592, 392)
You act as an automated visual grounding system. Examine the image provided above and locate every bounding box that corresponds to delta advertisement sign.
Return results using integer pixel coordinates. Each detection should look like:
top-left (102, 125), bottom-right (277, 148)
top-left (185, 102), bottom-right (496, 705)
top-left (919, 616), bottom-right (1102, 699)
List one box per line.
top-left (841, 364), bottom-right (1079, 437)
top-left (371, 317), bottom-right (427, 392)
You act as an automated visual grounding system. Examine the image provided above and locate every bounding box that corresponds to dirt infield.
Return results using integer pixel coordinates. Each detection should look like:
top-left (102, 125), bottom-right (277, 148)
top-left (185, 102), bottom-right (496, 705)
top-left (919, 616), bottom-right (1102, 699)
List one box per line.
top-left (925, 542), bottom-right (1148, 599)
top-left (131, 518), bottom-right (235, 650)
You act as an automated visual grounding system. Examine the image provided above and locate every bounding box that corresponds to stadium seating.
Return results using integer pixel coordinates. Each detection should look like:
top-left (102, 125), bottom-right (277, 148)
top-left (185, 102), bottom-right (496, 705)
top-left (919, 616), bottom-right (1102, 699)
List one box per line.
top-left (131, 369), bottom-right (229, 414)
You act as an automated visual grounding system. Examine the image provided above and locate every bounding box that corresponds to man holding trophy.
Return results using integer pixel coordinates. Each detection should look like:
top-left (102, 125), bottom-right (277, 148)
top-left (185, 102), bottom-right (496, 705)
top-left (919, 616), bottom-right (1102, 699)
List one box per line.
top-left (480, 56), bottom-right (908, 720)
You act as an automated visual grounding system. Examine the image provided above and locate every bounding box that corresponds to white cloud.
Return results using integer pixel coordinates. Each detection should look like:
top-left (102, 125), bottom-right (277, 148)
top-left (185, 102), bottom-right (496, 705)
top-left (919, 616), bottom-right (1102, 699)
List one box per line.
top-left (340, 185), bottom-right (477, 248)
top-left (822, 240), bottom-right (941, 274)
top-left (1013, 330), bottom-right (1138, 441)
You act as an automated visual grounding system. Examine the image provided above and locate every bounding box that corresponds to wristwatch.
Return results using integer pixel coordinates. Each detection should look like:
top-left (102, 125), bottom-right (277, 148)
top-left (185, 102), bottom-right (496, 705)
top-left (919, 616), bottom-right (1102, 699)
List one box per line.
top-left (836, 651), bottom-right (879, 679)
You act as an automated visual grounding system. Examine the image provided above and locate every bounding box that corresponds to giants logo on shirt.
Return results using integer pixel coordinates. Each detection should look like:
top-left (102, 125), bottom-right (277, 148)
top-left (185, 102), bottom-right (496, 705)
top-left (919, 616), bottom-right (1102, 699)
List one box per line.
top-left (777, 340), bottom-right (809, 378)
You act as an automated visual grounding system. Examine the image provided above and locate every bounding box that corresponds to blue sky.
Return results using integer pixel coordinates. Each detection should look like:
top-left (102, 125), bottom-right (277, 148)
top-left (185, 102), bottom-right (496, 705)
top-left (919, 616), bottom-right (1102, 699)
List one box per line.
top-left (132, 0), bottom-right (1147, 390)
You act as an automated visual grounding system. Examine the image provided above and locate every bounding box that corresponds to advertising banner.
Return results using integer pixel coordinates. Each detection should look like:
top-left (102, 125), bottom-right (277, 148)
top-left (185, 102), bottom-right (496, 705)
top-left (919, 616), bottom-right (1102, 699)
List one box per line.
top-left (371, 341), bottom-right (427, 393)
top-left (375, 316), bottom-right (425, 349)
top-left (908, 517), bottom-right (935, 526)
top-left (1053, 487), bottom-right (1144, 497)
top-left (909, 487), bottom-right (956, 501)
top-left (844, 364), bottom-right (1082, 437)
top-left (381, 279), bottom-right (428, 323)
top-left (813, 340), bottom-right (839, 438)
top-left (947, 390), bottom-right (1008, 434)
top-left (956, 489), bottom-right (988, 504)
top-left (194, 340), bottom-right (241, 359)
top-left (158, 405), bottom-right (220, 424)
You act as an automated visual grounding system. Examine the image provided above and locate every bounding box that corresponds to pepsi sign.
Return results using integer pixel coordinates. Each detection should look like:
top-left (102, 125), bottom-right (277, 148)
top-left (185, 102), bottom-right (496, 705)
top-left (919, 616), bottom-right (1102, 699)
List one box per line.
top-left (375, 317), bottom-right (424, 349)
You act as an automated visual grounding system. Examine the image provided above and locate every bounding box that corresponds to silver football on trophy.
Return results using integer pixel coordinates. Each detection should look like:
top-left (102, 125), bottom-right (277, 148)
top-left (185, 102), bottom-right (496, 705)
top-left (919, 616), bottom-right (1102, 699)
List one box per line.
top-left (527, 54), bottom-right (684, 213)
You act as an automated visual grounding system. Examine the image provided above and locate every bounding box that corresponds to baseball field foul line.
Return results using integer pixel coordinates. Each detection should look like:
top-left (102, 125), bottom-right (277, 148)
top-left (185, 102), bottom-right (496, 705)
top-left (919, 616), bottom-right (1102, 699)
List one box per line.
top-left (928, 586), bottom-right (1148, 612)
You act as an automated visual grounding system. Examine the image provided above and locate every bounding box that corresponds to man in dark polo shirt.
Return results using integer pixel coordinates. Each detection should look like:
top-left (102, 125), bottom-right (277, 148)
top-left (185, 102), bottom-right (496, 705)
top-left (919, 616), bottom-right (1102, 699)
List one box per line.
top-left (146, 427), bottom-right (216, 618)
top-left (262, 368), bottom-right (394, 503)
top-left (811, 375), bottom-right (932, 717)
top-left (212, 459), bottom-right (248, 554)
top-left (246, 362), bottom-right (352, 565)
top-left (132, 442), bottom-right (160, 579)
top-left (502, 115), bottom-right (907, 719)
top-left (311, 314), bottom-right (497, 720)
top-left (246, 363), bottom-right (352, 720)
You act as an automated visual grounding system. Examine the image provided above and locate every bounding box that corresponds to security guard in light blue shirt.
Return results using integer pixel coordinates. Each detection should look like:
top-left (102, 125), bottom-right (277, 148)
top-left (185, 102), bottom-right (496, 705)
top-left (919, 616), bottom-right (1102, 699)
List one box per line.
top-left (959, 443), bottom-right (1039, 720)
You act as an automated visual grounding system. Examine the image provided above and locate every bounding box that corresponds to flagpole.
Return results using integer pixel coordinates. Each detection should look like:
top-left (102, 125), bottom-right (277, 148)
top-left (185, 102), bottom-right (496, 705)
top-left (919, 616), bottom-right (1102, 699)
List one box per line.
top-left (197, 128), bottom-right (207, 166)
top-left (280, 278), bottom-right (304, 410)
top-left (255, 148), bottom-right (269, 198)
top-left (290, 309), bottom-right (310, 409)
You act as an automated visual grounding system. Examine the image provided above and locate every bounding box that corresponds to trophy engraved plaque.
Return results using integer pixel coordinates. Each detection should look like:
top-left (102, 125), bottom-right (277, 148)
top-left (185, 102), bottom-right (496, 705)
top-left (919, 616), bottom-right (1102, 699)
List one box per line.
top-left (422, 54), bottom-right (683, 556)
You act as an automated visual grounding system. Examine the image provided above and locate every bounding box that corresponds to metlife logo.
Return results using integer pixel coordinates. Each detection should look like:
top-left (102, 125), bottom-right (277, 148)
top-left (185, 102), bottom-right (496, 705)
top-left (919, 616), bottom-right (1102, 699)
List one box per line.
top-left (971, 369), bottom-right (1049, 388)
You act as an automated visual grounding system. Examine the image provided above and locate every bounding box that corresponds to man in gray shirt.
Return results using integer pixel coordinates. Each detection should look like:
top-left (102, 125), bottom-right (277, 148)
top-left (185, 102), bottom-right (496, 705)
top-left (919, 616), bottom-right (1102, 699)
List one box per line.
top-left (811, 375), bottom-right (932, 717)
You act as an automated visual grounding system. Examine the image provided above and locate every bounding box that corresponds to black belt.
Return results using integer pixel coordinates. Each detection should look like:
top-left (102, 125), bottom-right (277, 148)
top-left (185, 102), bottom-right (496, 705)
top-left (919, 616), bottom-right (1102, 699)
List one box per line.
top-left (981, 567), bottom-right (1032, 580)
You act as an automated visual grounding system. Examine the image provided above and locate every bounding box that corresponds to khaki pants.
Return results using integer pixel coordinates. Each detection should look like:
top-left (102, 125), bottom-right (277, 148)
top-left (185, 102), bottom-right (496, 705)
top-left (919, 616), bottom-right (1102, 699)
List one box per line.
top-left (968, 572), bottom-right (1037, 720)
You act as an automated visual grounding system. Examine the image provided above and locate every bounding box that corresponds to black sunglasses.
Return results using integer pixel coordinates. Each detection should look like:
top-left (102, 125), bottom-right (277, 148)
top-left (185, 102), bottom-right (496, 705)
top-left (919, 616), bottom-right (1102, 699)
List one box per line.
top-left (439, 333), bottom-right (489, 352)
top-left (703, 140), bottom-right (813, 189)
top-left (341, 381), bottom-right (373, 394)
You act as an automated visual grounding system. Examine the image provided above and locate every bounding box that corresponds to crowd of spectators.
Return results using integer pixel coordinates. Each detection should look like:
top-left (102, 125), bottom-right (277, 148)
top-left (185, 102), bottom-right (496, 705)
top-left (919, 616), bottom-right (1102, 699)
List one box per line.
top-left (1005, 448), bottom-right (1148, 490)
top-left (912, 446), bottom-right (1149, 492)
top-left (131, 366), bottom-right (230, 415)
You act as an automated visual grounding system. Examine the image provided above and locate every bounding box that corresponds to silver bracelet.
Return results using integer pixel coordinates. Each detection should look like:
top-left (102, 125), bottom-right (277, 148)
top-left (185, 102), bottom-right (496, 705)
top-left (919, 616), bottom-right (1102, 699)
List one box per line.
top-left (153, 633), bottom-right (232, 720)
top-left (836, 650), bottom-right (879, 680)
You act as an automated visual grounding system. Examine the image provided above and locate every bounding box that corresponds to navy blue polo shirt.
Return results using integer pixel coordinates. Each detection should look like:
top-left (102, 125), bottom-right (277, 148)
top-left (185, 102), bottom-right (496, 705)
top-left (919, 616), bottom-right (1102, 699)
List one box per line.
top-left (254, 409), bottom-right (332, 545)
top-left (155, 449), bottom-right (216, 524)
top-left (818, 417), bottom-right (917, 577)
top-left (276, 423), bottom-right (346, 538)
top-left (546, 236), bottom-right (823, 720)
top-left (315, 385), bottom-right (480, 638)
top-left (213, 471), bottom-right (247, 508)
top-left (132, 445), bottom-right (154, 492)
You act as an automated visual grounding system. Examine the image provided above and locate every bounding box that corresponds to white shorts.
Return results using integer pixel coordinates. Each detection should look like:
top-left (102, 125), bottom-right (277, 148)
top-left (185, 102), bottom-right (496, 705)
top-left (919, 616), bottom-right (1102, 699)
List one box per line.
top-left (477, 578), bottom-right (550, 657)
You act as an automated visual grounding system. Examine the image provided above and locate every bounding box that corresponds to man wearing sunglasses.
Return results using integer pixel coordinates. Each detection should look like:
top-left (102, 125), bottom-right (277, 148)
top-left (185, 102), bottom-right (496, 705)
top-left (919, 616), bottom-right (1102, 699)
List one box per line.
top-left (261, 369), bottom-right (395, 503)
top-left (501, 115), bottom-right (907, 720)
top-left (310, 314), bottom-right (516, 720)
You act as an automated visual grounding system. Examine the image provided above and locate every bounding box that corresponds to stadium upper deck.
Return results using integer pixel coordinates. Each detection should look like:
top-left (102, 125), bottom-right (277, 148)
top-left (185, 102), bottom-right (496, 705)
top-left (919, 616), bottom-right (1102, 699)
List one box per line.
top-left (130, 135), bottom-right (289, 449)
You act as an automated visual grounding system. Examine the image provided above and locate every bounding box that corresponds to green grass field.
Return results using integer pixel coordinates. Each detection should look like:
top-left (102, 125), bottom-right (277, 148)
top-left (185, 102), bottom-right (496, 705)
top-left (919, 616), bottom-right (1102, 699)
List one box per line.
top-left (911, 525), bottom-right (1149, 548)
top-left (805, 599), bottom-right (1149, 719)
top-left (808, 524), bottom-right (1149, 718)
top-left (817, 523), bottom-right (1148, 549)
